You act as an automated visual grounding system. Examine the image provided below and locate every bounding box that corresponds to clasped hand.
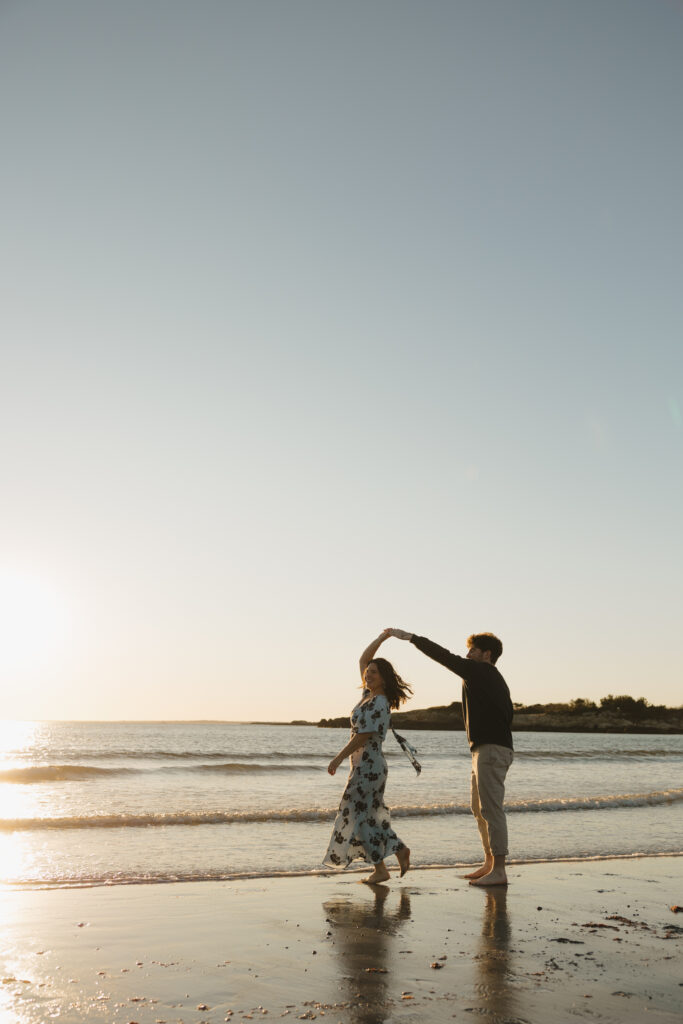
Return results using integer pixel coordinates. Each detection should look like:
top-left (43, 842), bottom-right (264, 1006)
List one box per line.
top-left (385, 627), bottom-right (412, 640)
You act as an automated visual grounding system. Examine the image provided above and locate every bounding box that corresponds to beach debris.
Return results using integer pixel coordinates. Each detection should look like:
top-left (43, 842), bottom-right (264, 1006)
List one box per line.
top-left (671, 905), bottom-right (682, 913)
top-left (581, 922), bottom-right (619, 930)
top-left (550, 938), bottom-right (584, 944)
top-left (430, 962), bottom-right (444, 969)
top-left (364, 967), bottom-right (388, 973)
top-left (662, 925), bottom-right (683, 938)
top-left (606, 915), bottom-right (652, 931)
top-left (197, 1005), bottom-right (210, 1011)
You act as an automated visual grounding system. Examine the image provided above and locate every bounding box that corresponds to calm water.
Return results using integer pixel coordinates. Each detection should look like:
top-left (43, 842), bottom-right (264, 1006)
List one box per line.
top-left (0, 721), bottom-right (681, 887)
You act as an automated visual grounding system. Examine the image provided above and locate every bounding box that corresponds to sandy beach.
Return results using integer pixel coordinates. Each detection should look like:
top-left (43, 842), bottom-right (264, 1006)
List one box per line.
top-left (0, 855), bottom-right (681, 1024)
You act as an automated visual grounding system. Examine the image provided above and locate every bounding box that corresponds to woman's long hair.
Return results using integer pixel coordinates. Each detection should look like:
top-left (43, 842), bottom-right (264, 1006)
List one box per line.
top-left (369, 658), bottom-right (413, 710)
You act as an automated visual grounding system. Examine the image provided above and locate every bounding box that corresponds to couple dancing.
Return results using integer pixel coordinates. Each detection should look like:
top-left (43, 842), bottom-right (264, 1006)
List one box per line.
top-left (323, 627), bottom-right (514, 887)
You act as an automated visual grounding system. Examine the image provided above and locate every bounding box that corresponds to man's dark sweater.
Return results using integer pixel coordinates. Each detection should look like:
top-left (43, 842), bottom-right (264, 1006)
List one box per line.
top-left (410, 635), bottom-right (513, 752)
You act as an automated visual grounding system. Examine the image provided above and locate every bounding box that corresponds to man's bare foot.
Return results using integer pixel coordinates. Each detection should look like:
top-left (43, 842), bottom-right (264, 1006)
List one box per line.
top-left (362, 865), bottom-right (390, 884)
top-left (463, 861), bottom-right (493, 880)
top-left (469, 867), bottom-right (508, 887)
top-left (397, 847), bottom-right (411, 878)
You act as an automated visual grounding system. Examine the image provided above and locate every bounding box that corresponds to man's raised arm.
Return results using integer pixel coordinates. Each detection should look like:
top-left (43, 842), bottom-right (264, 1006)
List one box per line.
top-left (386, 628), bottom-right (469, 678)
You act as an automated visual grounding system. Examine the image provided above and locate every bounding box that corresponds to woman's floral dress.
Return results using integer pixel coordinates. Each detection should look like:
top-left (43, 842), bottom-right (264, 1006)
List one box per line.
top-left (323, 689), bottom-right (405, 868)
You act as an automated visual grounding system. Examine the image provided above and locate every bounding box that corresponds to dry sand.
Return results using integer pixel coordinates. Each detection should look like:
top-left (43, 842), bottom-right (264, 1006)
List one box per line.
top-left (0, 856), bottom-right (681, 1024)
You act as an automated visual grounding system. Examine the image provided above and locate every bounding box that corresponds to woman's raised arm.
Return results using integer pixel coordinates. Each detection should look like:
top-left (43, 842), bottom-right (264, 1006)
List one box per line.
top-left (359, 629), bottom-right (392, 680)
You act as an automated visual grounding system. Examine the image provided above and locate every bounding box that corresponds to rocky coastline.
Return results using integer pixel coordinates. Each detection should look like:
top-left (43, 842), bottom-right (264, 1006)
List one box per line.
top-left (316, 700), bottom-right (683, 734)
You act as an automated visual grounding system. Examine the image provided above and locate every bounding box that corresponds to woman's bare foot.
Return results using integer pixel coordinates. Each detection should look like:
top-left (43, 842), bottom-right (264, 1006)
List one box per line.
top-left (397, 847), bottom-right (411, 878)
top-left (463, 860), bottom-right (493, 880)
top-left (469, 866), bottom-right (508, 887)
top-left (362, 863), bottom-right (390, 884)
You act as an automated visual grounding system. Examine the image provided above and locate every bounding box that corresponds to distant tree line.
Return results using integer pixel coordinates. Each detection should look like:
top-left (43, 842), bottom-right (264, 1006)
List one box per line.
top-left (318, 693), bottom-right (681, 731)
top-left (514, 695), bottom-right (671, 719)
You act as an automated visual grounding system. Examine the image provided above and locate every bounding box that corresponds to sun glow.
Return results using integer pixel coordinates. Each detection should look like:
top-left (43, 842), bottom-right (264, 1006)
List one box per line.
top-left (0, 570), bottom-right (71, 682)
top-left (0, 722), bottom-right (43, 884)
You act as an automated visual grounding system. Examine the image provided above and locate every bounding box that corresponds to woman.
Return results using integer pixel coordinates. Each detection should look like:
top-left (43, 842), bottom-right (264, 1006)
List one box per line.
top-left (323, 629), bottom-right (418, 884)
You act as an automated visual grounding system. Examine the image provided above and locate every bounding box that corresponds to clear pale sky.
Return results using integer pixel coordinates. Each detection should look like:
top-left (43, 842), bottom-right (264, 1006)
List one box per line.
top-left (1, 1), bottom-right (681, 721)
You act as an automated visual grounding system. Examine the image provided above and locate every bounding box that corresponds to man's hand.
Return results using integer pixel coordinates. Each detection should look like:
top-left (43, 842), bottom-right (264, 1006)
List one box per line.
top-left (385, 627), bottom-right (413, 641)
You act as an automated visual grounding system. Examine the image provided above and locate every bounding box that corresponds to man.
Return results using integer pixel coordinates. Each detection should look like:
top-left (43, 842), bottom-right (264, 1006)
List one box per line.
top-left (387, 628), bottom-right (513, 886)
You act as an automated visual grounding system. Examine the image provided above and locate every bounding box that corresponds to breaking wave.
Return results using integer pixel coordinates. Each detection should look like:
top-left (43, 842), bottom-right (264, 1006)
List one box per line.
top-left (3, 788), bottom-right (681, 830)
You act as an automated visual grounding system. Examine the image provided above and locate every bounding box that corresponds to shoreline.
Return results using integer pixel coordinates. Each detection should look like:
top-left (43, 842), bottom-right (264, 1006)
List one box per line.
top-left (1, 855), bottom-right (681, 1023)
top-left (4, 849), bottom-right (682, 893)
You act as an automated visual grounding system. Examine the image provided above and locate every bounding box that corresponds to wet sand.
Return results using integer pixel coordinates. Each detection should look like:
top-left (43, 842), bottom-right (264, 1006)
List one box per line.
top-left (0, 856), bottom-right (681, 1024)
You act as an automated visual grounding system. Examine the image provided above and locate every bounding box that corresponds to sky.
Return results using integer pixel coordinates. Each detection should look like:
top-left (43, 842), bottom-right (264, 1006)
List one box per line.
top-left (1, 0), bottom-right (682, 721)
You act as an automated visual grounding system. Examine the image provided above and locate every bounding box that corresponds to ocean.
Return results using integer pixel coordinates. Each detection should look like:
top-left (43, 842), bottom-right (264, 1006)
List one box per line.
top-left (0, 721), bottom-right (681, 888)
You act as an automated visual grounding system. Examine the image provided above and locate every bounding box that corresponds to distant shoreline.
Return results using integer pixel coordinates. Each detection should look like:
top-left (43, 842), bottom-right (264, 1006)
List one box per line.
top-left (314, 722), bottom-right (683, 734)
top-left (20, 713), bottom-right (683, 733)
top-left (314, 700), bottom-right (683, 734)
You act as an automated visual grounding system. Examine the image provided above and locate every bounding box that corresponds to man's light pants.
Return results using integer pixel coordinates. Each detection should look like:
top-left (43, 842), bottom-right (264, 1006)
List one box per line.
top-left (470, 743), bottom-right (514, 858)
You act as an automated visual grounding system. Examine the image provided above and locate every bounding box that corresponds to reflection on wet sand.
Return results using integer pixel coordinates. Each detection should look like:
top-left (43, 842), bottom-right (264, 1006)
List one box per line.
top-left (472, 886), bottom-right (519, 1021)
top-left (323, 886), bottom-right (411, 1024)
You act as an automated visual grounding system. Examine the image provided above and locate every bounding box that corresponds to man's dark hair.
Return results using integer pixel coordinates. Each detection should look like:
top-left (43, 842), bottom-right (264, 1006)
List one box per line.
top-left (467, 632), bottom-right (503, 664)
top-left (369, 658), bottom-right (413, 710)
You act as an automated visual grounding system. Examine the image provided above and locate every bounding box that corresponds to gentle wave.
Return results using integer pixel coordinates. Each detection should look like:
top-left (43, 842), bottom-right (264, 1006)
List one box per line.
top-left (0, 762), bottom-right (323, 783)
top-left (0, 765), bottom-right (137, 783)
top-left (20, 750), bottom-right (335, 762)
top-left (3, 788), bottom-right (681, 830)
top-left (191, 762), bottom-right (321, 775)
top-left (8, 850), bottom-right (683, 890)
top-left (515, 748), bottom-right (683, 760)
top-left (13, 747), bottom-right (683, 766)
